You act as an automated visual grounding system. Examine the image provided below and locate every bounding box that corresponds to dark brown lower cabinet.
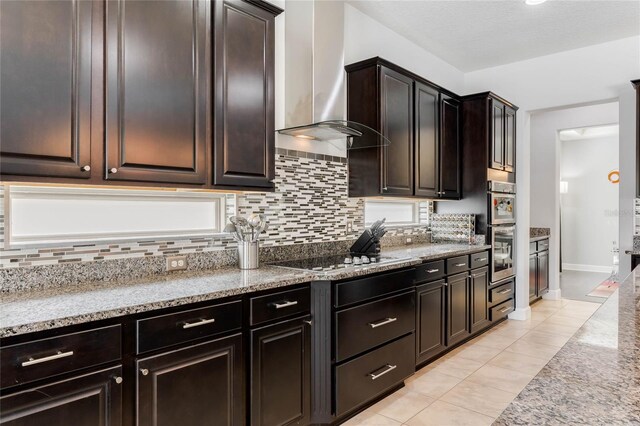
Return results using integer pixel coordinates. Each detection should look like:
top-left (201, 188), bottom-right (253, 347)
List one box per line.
top-left (469, 267), bottom-right (490, 333)
top-left (0, 366), bottom-right (122, 426)
top-left (529, 254), bottom-right (537, 301)
top-left (415, 280), bottom-right (446, 365)
top-left (251, 316), bottom-right (311, 426)
top-left (538, 251), bottom-right (549, 294)
top-left (446, 272), bottom-right (470, 346)
top-left (136, 334), bottom-right (244, 426)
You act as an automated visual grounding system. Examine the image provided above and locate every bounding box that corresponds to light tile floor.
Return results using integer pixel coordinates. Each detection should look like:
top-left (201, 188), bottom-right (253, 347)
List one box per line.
top-left (343, 298), bottom-right (601, 426)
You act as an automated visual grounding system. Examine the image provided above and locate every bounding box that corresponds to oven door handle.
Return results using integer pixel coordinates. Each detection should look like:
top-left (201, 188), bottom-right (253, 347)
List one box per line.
top-left (493, 226), bottom-right (516, 234)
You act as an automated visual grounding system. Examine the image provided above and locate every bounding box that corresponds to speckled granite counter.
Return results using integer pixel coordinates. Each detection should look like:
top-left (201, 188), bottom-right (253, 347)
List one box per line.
top-left (530, 227), bottom-right (550, 239)
top-left (530, 235), bottom-right (550, 242)
top-left (0, 243), bottom-right (488, 338)
top-left (494, 267), bottom-right (640, 425)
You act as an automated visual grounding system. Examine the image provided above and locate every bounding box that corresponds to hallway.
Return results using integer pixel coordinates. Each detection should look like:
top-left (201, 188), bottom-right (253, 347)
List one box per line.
top-left (559, 270), bottom-right (611, 303)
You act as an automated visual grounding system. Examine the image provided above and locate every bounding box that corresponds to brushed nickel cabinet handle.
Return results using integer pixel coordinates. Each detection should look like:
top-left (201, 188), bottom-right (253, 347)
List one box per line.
top-left (368, 364), bottom-right (397, 380)
top-left (182, 318), bottom-right (215, 329)
top-left (140, 368), bottom-right (149, 376)
top-left (498, 289), bottom-right (512, 295)
top-left (304, 320), bottom-right (313, 326)
top-left (22, 351), bottom-right (74, 367)
top-left (81, 165), bottom-right (91, 172)
top-left (499, 307), bottom-right (511, 313)
top-left (108, 167), bottom-right (118, 174)
top-left (455, 263), bottom-right (466, 267)
top-left (273, 300), bottom-right (298, 309)
top-left (475, 257), bottom-right (487, 262)
top-left (114, 376), bottom-right (123, 384)
top-left (427, 269), bottom-right (440, 273)
top-left (369, 317), bottom-right (397, 329)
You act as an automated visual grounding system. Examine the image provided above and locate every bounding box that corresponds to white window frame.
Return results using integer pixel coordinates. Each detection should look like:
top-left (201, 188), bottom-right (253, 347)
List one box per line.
top-left (5, 185), bottom-right (230, 248)
top-left (364, 199), bottom-right (427, 227)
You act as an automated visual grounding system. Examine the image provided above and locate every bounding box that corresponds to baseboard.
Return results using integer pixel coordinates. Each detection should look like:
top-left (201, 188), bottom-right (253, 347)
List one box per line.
top-left (508, 306), bottom-right (531, 321)
top-left (543, 289), bottom-right (562, 300)
top-left (562, 263), bottom-right (611, 274)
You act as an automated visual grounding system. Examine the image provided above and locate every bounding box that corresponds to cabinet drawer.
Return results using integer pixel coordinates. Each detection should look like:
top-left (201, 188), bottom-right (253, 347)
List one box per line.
top-left (415, 260), bottom-right (445, 283)
top-left (537, 239), bottom-right (549, 251)
top-left (529, 242), bottom-right (537, 254)
top-left (446, 255), bottom-right (469, 275)
top-left (137, 301), bottom-right (242, 354)
top-left (489, 280), bottom-right (514, 306)
top-left (1, 325), bottom-right (121, 389)
top-left (250, 287), bottom-right (310, 326)
top-left (335, 291), bottom-right (414, 362)
top-left (335, 269), bottom-right (415, 308)
top-left (470, 251), bottom-right (489, 269)
top-left (490, 299), bottom-right (514, 321)
top-left (335, 334), bottom-right (414, 417)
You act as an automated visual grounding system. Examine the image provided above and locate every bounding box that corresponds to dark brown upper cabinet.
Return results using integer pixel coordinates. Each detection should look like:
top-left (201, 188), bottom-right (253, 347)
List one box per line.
top-left (633, 79), bottom-right (640, 198)
top-left (489, 97), bottom-right (517, 174)
top-left (105, 0), bottom-right (208, 185)
top-left (0, 0), bottom-right (93, 179)
top-left (1, 0), bottom-right (281, 191)
top-left (346, 57), bottom-right (461, 199)
top-left (213, 0), bottom-right (277, 189)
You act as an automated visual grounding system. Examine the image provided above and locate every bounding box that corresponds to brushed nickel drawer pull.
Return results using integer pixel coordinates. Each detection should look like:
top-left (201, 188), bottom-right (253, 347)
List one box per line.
top-left (369, 317), bottom-right (397, 329)
top-left (497, 289), bottom-right (512, 295)
top-left (182, 318), bottom-right (216, 329)
top-left (273, 300), bottom-right (298, 309)
top-left (454, 263), bottom-right (466, 267)
top-left (427, 269), bottom-right (440, 273)
top-left (22, 351), bottom-right (74, 367)
top-left (475, 257), bottom-right (487, 262)
top-left (369, 364), bottom-right (397, 380)
top-left (499, 306), bottom-right (511, 313)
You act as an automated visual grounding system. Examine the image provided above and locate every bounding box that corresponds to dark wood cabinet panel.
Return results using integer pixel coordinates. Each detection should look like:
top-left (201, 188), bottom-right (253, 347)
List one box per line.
top-left (446, 273), bottom-right (470, 346)
top-left (105, 0), bottom-right (208, 184)
top-left (529, 254), bottom-right (537, 302)
top-left (213, 0), bottom-right (276, 188)
top-left (470, 267), bottom-right (490, 333)
top-left (380, 66), bottom-right (414, 195)
top-left (504, 106), bottom-right (516, 173)
top-left (0, 367), bottom-right (122, 426)
top-left (440, 95), bottom-right (461, 199)
top-left (490, 99), bottom-right (505, 170)
top-left (0, 0), bottom-right (93, 179)
top-left (137, 334), bottom-right (244, 426)
top-left (416, 280), bottom-right (446, 365)
top-left (251, 317), bottom-right (311, 426)
top-left (538, 251), bottom-right (549, 294)
top-left (414, 82), bottom-right (439, 197)
top-left (633, 80), bottom-right (640, 198)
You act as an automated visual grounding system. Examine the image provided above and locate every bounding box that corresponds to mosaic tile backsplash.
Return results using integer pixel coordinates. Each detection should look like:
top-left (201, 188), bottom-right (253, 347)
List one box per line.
top-left (0, 149), bottom-right (431, 271)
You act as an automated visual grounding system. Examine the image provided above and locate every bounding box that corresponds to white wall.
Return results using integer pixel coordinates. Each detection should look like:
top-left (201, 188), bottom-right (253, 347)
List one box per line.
top-left (464, 35), bottom-right (639, 317)
top-left (560, 134), bottom-right (619, 271)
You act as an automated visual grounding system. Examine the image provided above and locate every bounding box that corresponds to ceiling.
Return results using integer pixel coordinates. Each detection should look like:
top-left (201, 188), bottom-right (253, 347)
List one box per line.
top-left (559, 124), bottom-right (619, 141)
top-left (346, 0), bottom-right (640, 72)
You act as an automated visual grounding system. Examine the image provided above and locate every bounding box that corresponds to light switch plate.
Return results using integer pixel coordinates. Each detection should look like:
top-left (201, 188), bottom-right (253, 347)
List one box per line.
top-left (166, 255), bottom-right (187, 272)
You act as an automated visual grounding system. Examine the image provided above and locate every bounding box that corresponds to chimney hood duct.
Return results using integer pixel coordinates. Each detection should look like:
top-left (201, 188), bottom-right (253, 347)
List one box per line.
top-left (277, 120), bottom-right (391, 150)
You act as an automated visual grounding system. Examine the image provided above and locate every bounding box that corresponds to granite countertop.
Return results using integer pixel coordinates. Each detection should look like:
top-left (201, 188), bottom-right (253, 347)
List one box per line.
top-left (530, 227), bottom-right (550, 240)
top-left (495, 268), bottom-right (640, 424)
top-left (530, 235), bottom-right (550, 242)
top-left (0, 243), bottom-right (487, 338)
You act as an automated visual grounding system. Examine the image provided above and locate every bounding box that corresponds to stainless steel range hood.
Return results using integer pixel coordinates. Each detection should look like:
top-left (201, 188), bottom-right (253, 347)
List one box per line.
top-left (277, 120), bottom-right (390, 150)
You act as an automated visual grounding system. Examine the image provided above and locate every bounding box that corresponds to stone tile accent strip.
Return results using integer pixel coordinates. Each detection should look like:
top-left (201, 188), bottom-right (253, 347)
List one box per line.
top-left (530, 227), bottom-right (551, 238)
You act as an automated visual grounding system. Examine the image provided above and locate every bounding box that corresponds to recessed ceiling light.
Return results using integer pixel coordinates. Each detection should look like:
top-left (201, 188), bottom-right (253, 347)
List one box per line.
top-left (525, 0), bottom-right (548, 5)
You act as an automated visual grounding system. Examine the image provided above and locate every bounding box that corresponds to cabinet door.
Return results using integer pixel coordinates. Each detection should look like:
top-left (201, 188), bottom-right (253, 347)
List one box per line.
top-left (416, 280), bottom-right (446, 365)
top-left (504, 106), bottom-right (516, 173)
top-left (0, 0), bottom-right (93, 179)
top-left (446, 273), bottom-right (470, 346)
top-left (529, 254), bottom-right (538, 301)
top-left (379, 66), bottom-right (414, 196)
top-left (490, 99), bottom-right (505, 170)
top-left (414, 83), bottom-right (439, 198)
top-left (0, 367), bottom-right (122, 426)
top-left (105, 0), bottom-right (208, 184)
top-left (538, 251), bottom-right (549, 294)
top-left (137, 334), bottom-right (244, 426)
top-left (251, 317), bottom-right (311, 426)
top-left (213, 0), bottom-right (276, 188)
top-left (470, 267), bottom-right (490, 333)
top-left (440, 95), bottom-right (461, 199)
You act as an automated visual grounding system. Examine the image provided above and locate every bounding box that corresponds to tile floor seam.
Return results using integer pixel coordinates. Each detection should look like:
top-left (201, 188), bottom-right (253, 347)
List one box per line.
top-left (432, 396), bottom-right (501, 420)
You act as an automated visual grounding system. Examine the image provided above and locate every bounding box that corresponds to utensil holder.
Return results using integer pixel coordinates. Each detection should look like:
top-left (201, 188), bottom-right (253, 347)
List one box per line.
top-left (238, 241), bottom-right (259, 270)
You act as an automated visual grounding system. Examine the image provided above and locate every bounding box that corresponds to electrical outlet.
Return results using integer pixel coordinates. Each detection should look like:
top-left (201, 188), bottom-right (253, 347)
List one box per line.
top-left (345, 219), bottom-right (353, 234)
top-left (406, 237), bottom-right (412, 245)
top-left (166, 255), bottom-right (187, 272)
